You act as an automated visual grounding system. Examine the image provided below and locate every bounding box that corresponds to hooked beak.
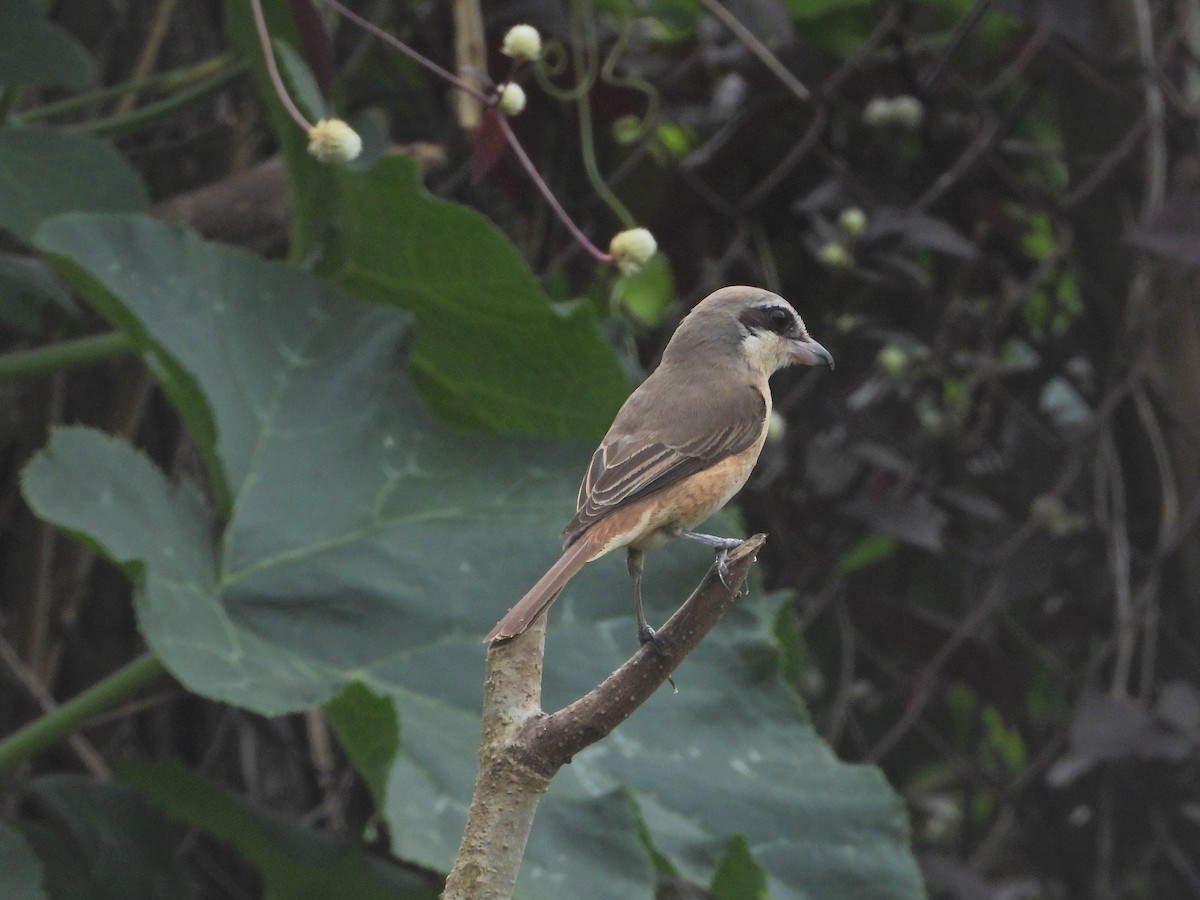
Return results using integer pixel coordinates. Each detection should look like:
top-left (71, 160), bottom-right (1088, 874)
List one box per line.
top-left (790, 336), bottom-right (835, 371)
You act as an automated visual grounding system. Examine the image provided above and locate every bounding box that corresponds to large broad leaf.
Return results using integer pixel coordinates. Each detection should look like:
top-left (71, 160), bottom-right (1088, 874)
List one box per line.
top-left (15, 776), bottom-right (195, 900)
top-left (225, 0), bottom-right (629, 439)
top-left (121, 762), bottom-right (438, 900)
top-left (26, 213), bottom-right (922, 897)
top-left (334, 157), bottom-right (632, 439)
top-left (0, 0), bottom-right (92, 89)
top-left (30, 213), bottom-right (594, 710)
top-left (323, 682), bottom-right (399, 810)
top-left (370, 598), bottom-right (923, 899)
top-left (0, 821), bottom-right (45, 900)
top-left (0, 127), bottom-right (147, 243)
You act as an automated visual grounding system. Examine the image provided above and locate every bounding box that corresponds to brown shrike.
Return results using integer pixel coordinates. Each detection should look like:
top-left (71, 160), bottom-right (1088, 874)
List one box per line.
top-left (486, 285), bottom-right (833, 645)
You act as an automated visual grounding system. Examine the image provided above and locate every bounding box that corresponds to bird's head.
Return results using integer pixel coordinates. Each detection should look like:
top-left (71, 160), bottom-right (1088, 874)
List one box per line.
top-left (663, 286), bottom-right (834, 377)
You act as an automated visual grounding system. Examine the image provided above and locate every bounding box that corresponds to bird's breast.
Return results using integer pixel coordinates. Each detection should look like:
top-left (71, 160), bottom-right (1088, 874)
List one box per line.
top-left (585, 441), bottom-right (764, 555)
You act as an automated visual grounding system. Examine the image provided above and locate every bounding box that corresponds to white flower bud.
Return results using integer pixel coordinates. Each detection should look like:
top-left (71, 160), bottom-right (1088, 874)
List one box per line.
top-left (877, 345), bottom-right (908, 378)
top-left (307, 119), bottom-right (362, 164)
top-left (766, 410), bottom-right (787, 443)
top-left (1031, 494), bottom-right (1086, 536)
top-left (890, 95), bottom-right (924, 128)
top-left (609, 227), bottom-right (657, 274)
top-left (817, 242), bottom-right (853, 268)
top-left (501, 24), bottom-right (542, 62)
top-left (839, 207), bottom-right (867, 237)
top-left (496, 82), bottom-right (527, 116)
top-left (862, 94), bottom-right (925, 129)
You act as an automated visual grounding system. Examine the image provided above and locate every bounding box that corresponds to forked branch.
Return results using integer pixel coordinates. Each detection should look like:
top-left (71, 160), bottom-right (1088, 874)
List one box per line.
top-left (442, 534), bottom-right (767, 898)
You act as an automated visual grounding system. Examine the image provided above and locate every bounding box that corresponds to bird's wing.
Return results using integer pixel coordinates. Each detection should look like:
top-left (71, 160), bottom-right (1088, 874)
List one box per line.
top-left (561, 386), bottom-right (766, 546)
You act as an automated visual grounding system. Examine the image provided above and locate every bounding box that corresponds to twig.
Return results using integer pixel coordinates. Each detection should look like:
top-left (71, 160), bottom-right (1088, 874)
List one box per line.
top-left (1094, 771), bottom-right (1116, 900)
top-left (113, 0), bottom-right (180, 116)
top-left (741, 106), bottom-right (828, 210)
top-left (699, 0), bottom-right (810, 101)
top-left (495, 114), bottom-right (613, 265)
top-left (0, 653), bottom-right (167, 772)
top-left (1062, 116), bottom-right (1148, 209)
top-left (909, 84), bottom-right (1039, 213)
top-left (979, 17), bottom-right (1052, 99)
top-left (452, 0), bottom-right (486, 130)
top-left (867, 579), bottom-right (1006, 763)
top-left (0, 637), bottom-right (111, 779)
top-left (1131, 0), bottom-right (1166, 214)
top-left (317, 0), bottom-right (491, 105)
top-left (525, 536), bottom-right (765, 769)
top-left (919, 0), bottom-right (995, 92)
top-left (1097, 430), bottom-right (1136, 699)
top-left (823, 590), bottom-right (856, 747)
top-left (822, 4), bottom-right (902, 97)
top-left (0, 333), bottom-right (137, 385)
top-left (443, 536), bottom-right (766, 897)
top-left (248, 0), bottom-right (313, 130)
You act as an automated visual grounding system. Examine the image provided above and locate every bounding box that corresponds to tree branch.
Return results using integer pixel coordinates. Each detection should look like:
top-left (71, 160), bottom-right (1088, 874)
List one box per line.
top-left (442, 535), bottom-right (766, 897)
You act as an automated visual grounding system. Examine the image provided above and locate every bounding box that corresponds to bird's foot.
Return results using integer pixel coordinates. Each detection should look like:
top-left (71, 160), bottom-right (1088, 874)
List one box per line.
top-left (714, 546), bottom-right (733, 589)
top-left (638, 622), bottom-right (664, 652)
top-left (676, 530), bottom-right (743, 590)
top-left (637, 624), bottom-right (677, 690)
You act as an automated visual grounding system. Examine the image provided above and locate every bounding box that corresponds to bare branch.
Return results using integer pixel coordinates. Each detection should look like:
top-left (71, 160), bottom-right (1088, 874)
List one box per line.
top-left (524, 535), bottom-right (766, 772)
top-left (443, 535), bottom-right (766, 896)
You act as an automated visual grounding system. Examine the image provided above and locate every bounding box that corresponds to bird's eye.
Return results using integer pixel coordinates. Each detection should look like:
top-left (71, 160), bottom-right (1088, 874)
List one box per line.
top-left (764, 306), bottom-right (793, 334)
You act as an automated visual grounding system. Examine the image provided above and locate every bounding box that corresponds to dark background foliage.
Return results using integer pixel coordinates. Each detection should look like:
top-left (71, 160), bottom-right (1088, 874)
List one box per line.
top-left (2, 0), bottom-right (1199, 897)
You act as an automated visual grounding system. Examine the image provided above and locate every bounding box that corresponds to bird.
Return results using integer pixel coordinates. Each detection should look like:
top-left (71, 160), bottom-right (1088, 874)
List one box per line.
top-left (485, 285), bottom-right (833, 645)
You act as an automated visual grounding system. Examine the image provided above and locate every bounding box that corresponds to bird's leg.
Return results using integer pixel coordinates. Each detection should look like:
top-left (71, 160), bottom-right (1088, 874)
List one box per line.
top-left (675, 531), bottom-right (745, 589)
top-left (626, 547), bottom-right (660, 647)
top-left (627, 548), bottom-right (677, 690)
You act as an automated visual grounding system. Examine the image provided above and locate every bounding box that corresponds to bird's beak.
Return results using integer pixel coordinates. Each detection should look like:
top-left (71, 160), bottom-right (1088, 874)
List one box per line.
top-left (790, 336), bottom-right (835, 371)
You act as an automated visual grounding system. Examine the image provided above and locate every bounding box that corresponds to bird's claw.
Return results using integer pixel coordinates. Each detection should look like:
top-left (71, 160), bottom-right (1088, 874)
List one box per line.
top-left (637, 624), bottom-right (677, 689)
top-left (715, 547), bottom-right (733, 589)
top-left (638, 623), bottom-right (664, 652)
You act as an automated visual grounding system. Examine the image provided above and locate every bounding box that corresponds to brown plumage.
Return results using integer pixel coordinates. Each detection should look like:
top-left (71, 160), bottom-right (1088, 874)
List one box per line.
top-left (485, 286), bottom-right (833, 644)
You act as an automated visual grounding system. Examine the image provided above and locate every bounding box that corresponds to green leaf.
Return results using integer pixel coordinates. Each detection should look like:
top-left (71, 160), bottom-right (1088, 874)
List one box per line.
top-left (275, 39), bottom-right (328, 123)
top-left (29, 214), bottom-right (593, 712)
top-left (121, 762), bottom-right (438, 900)
top-left (26, 213), bottom-right (922, 898)
top-left (0, 127), bottom-right (147, 243)
top-left (229, 3), bottom-right (630, 437)
top-left (837, 533), bottom-right (898, 573)
top-left (710, 834), bottom-right (768, 900)
top-left (324, 682), bottom-right (399, 809)
top-left (17, 775), bottom-right (195, 900)
top-left (772, 600), bottom-right (809, 697)
top-left (366, 589), bottom-right (923, 899)
top-left (0, 252), bottom-right (76, 335)
top-left (0, 821), bottom-right (45, 900)
top-left (613, 252), bottom-right (675, 327)
top-left (0, 0), bottom-right (92, 89)
top-left (223, 0), bottom-right (341, 266)
top-left (335, 156), bottom-right (631, 438)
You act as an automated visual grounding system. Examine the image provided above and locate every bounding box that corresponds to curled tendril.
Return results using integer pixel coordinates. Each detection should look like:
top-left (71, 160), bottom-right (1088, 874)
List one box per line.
top-left (532, 40), bottom-right (575, 93)
top-left (599, 18), bottom-right (660, 145)
top-left (533, 37), bottom-right (595, 102)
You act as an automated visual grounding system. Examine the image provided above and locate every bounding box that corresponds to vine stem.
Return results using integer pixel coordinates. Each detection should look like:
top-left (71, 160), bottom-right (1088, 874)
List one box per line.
top-left (73, 61), bottom-right (248, 139)
top-left (0, 333), bottom-right (137, 385)
top-left (15, 55), bottom-right (235, 124)
top-left (496, 114), bottom-right (613, 265)
top-left (317, 0), bottom-right (493, 105)
top-left (0, 653), bottom-right (167, 771)
top-left (249, 0), bottom-right (313, 130)
top-left (308, 0), bottom-right (621, 268)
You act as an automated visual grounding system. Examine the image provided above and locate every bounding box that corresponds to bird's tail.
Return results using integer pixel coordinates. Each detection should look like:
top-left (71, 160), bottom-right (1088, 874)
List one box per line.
top-left (485, 539), bottom-right (594, 643)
